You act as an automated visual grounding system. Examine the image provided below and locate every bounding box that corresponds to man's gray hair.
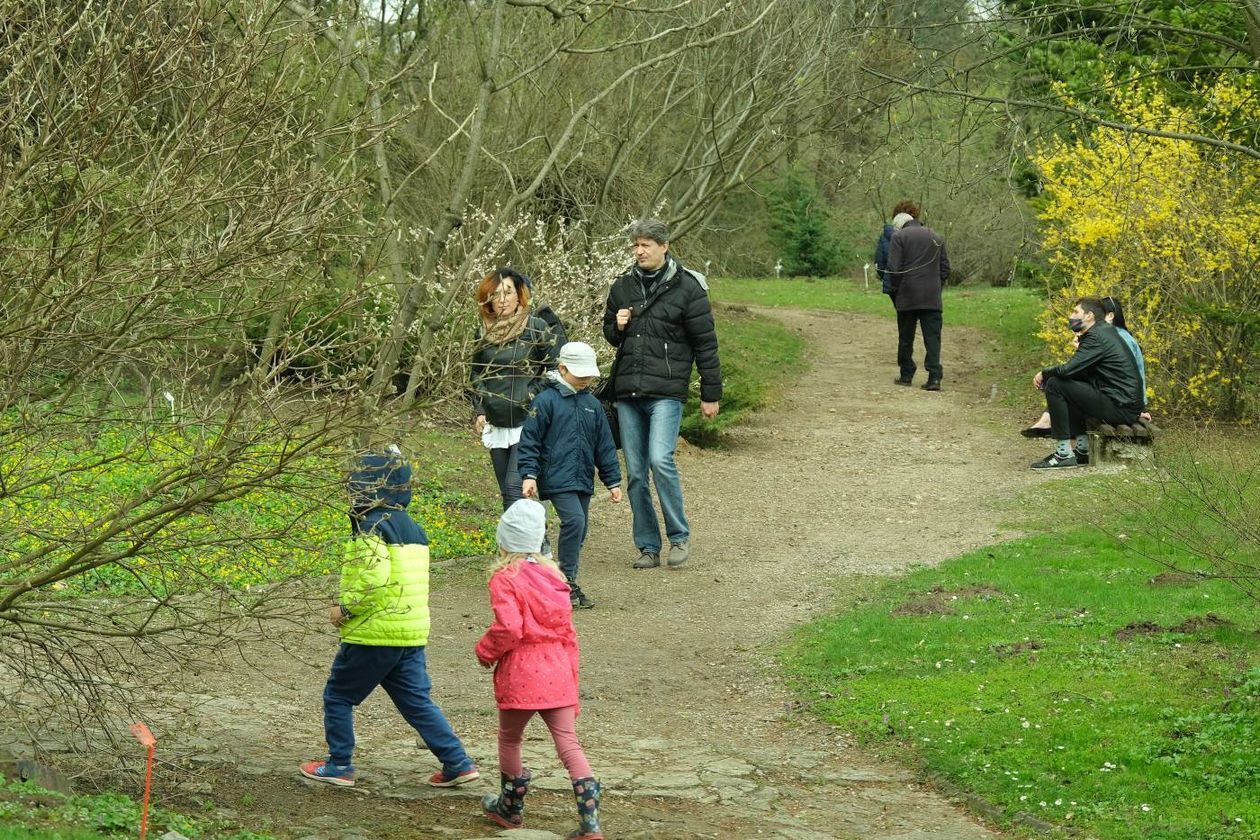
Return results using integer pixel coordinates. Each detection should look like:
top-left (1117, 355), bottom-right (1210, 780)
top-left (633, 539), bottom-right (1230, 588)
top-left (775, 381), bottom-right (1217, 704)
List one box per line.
top-left (627, 218), bottom-right (670, 245)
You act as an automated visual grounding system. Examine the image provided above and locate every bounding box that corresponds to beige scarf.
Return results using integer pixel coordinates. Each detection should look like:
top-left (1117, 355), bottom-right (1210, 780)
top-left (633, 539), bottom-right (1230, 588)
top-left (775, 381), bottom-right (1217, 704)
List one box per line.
top-left (480, 307), bottom-right (530, 346)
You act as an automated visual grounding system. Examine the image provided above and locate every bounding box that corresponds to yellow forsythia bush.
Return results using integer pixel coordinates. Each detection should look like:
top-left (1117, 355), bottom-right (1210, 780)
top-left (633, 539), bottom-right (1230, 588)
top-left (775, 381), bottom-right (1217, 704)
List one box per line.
top-left (1032, 78), bottom-right (1260, 420)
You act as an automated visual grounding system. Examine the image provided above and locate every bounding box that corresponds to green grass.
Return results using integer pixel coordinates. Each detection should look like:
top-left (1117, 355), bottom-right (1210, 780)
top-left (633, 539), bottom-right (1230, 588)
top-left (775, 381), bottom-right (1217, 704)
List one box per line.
top-left (0, 781), bottom-right (270, 840)
top-left (785, 479), bottom-right (1260, 838)
top-left (680, 305), bottom-right (805, 445)
top-left (0, 828), bottom-right (111, 840)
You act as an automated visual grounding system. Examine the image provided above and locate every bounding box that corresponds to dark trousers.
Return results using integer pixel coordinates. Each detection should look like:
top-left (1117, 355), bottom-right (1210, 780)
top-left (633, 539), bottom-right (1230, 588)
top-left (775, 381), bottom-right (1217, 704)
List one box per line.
top-left (1043, 377), bottom-right (1138, 439)
top-left (896, 309), bottom-right (943, 382)
top-left (322, 643), bottom-right (473, 774)
top-left (548, 491), bottom-right (591, 583)
top-left (489, 444), bottom-right (523, 511)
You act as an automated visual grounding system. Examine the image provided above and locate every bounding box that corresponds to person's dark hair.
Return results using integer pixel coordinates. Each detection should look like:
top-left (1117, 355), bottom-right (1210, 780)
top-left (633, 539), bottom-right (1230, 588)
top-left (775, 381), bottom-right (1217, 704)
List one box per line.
top-left (892, 200), bottom-right (920, 219)
top-left (1076, 297), bottom-right (1107, 324)
top-left (627, 218), bottom-right (670, 245)
top-left (1101, 295), bottom-right (1128, 331)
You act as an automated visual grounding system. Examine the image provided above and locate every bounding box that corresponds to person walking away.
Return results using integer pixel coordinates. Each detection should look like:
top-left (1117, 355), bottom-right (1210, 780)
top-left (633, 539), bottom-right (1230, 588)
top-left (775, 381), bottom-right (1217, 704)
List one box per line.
top-left (602, 218), bottom-right (721, 570)
top-left (1030, 297), bottom-right (1145, 469)
top-left (518, 342), bottom-right (622, 609)
top-left (888, 210), bottom-right (950, 390)
top-left (469, 268), bottom-right (558, 512)
top-left (300, 447), bottom-right (479, 788)
top-left (874, 200), bottom-right (920, 307)
top-left (476, 499), bottom-right (604, 840)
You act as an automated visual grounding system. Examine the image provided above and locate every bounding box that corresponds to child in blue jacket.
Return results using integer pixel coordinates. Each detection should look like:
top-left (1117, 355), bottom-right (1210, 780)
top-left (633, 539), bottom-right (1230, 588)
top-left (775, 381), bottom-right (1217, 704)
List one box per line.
top-left (518, 342), bottom-right (622, 610)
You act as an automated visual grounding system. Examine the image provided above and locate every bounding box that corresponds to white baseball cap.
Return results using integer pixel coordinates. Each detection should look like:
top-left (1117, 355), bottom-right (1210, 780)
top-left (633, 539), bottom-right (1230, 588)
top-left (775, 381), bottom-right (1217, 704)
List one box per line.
top-left (557, 341), bottom-right (600, 377)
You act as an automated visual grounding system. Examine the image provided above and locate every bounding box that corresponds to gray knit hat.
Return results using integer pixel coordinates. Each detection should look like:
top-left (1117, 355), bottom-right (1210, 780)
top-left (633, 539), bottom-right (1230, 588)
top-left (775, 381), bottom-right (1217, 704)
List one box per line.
top-left (496, 499), bottom-right (546, 553)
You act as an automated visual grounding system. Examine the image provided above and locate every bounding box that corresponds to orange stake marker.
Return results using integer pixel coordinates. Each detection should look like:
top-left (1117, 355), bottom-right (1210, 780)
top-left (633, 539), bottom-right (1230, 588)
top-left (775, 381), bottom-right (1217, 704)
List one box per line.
top-left (129, 723), bottom-right (157, 840)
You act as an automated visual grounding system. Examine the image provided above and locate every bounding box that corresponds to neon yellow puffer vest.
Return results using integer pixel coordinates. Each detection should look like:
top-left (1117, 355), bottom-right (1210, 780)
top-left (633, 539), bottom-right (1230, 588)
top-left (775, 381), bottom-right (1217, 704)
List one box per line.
top-left (338, 535), bottom-right (431, 646)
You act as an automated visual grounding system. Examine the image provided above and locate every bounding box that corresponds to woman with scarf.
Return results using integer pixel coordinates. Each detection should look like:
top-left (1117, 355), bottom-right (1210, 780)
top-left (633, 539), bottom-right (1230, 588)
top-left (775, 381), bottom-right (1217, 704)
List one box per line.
top-left (470, 268), bottom-right (559, 512)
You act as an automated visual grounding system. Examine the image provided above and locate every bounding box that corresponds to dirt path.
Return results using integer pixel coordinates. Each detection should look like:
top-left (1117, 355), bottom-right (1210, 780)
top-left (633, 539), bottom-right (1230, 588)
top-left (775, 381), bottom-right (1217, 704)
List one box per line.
top-left (155, 309), bottom-right (1053, 839)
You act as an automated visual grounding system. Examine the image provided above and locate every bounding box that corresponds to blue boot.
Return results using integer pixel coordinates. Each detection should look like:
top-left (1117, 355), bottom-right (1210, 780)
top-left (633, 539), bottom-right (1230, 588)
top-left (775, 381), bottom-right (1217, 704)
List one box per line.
top-left (567, 777), bottom-right (603, 839)
top-left (481, 771), bottom-right (530, 828)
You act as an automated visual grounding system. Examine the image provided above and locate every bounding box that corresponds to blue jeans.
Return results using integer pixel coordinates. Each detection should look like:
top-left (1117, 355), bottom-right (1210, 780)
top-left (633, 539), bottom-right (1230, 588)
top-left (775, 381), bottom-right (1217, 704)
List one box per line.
top-left (616, 397), bottom-right (688, 554)
top-left (548, 491), bottom-right (591, 583)
top-left (322, 643), bottom-right (474, 775)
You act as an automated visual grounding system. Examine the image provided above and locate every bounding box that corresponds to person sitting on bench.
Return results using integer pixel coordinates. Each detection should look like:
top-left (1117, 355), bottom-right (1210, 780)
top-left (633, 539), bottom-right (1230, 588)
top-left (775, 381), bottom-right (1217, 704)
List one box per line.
top-left (1022, 296), bottom-right (1149, 437)
top-left (1030, 296), bottom-right (1145, 470)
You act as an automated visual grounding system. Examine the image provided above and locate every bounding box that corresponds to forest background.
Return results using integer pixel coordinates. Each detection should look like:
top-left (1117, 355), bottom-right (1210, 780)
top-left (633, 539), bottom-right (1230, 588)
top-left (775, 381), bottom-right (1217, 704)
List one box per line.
top-left (0, 0), bottom-right (1257, 834)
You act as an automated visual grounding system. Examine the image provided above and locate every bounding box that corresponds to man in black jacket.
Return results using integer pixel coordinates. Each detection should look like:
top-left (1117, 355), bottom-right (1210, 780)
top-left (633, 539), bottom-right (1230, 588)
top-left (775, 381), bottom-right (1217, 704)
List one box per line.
top-left (888, 212), bottom-right (951, 390)
top-left (602, 219), bottom-right (722, 570)
top-left (1031, 297), bottom-right (1145, 469)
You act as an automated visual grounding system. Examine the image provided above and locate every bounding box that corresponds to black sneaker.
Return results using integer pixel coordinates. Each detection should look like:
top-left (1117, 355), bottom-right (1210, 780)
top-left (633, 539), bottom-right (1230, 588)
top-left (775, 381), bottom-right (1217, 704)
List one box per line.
top-left (568, 582), bottom-right (594, 609)
top-left (1031, 452), bottom-right (1080, 469)
top-left (1074, 449), bottom-right (1090, 465)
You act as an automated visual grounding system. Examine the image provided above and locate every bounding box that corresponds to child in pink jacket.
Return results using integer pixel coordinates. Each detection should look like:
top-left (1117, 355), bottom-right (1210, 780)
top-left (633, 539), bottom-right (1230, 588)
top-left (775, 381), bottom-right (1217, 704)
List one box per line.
top-left (476, 499), bottom-right (602, 840)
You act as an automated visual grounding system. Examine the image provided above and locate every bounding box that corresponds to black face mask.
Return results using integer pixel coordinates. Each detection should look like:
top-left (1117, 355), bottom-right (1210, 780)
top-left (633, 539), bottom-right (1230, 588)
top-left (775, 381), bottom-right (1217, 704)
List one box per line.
top-left (1068, 317), bottom-right (1086, 332)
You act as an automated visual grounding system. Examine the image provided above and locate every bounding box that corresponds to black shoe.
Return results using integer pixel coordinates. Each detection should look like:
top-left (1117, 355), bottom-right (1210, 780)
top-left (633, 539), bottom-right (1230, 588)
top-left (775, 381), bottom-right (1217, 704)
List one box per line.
top-left (568, 582), bottom-right (594, 609)
top-left (1074, 449), bottom-right (1090, 465)
top-left (921, 380), bottom-right (941, 391)
top-left (1020, 426), bottom-right (1052, 438)
top-left (893, 377), bottom-right (914, 386)
top-left (1031, 452), bottom-right (1081, 470)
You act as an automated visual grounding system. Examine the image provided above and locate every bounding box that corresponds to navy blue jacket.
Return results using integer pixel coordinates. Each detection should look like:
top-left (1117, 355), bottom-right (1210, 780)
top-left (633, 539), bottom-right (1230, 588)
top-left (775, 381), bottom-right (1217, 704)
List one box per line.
top-left (874, 223), bottom-right (894, 294)
top-left (518, 381), bottom-right (622, 499)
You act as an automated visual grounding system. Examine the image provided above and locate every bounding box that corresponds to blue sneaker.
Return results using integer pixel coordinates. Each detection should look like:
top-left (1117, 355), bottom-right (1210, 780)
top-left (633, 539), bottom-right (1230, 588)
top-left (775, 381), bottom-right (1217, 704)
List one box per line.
top-left (299, 760), bottom-right (355, 787)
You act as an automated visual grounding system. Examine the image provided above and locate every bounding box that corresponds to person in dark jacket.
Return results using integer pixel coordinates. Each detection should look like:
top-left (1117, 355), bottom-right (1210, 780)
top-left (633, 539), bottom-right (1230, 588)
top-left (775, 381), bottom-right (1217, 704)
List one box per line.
top-left (1031, 297), bottom-right (1145, 469)
top-left (519, 342), bottom-right (622, 609)
top-left (469, 268), bottom-right (558, 511)
top-left (888, 210), bottom-right (951, 390)
top-left (874, 200), bottom-right (920, 305)
top-left (602, 218), bottom-right (721, 571)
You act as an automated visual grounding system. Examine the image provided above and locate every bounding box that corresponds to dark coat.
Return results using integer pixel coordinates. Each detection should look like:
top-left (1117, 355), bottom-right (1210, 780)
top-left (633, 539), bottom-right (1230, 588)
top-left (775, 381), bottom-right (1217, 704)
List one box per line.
top-left (1041, 322), bottom-right (1145, 414)
top-left (874, 223), bottom-right (894, 295)
top-left (517, 381), bottom-right (622, 499)
top-left (601, 257), bottom-right (722, 403)
top-left (469, 316), bottom-right (557, 428)
top-left (889, 220), bottom-right (950, 312)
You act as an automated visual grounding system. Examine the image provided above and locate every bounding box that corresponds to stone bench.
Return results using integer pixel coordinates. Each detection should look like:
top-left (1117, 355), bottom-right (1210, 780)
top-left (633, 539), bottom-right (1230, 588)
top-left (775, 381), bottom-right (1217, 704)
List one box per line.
top-left (1087, 418), bottom-right (1158, 466)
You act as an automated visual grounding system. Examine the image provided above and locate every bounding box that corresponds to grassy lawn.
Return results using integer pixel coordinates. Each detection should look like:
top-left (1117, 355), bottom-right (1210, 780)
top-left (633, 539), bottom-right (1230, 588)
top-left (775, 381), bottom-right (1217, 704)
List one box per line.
top-left (785, 445), bottom-right (1260, 839)
top-left (681, 305), bottom-right (805, 444)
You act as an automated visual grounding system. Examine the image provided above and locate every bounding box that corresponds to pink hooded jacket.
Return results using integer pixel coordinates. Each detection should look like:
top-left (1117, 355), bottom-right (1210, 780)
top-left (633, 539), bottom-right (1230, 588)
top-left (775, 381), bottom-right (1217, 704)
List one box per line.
top-left (475, 558), bottom-right (580, 710)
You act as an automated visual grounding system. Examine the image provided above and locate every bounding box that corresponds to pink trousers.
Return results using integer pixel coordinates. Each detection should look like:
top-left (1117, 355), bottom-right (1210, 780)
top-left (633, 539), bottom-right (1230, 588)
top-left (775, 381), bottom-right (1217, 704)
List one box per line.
top-left (497, 706), bottom-right (592, 780)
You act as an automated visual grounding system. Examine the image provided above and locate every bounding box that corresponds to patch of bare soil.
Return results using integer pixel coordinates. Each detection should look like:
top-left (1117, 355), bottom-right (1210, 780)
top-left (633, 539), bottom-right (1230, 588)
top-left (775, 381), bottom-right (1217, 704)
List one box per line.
top-left (990, 640), bottom-right (1043, 659)
top-left (1147, 572), bottom-right (1202, 587)
top-left (893, 585), bottom-right (1003, 617)
top-left (1114, 613), bottom-right (1230, 641)
top-left (1113, 621), bottom-right (1165, 640)
top-left (133, 309), bottom-right (1065, 839)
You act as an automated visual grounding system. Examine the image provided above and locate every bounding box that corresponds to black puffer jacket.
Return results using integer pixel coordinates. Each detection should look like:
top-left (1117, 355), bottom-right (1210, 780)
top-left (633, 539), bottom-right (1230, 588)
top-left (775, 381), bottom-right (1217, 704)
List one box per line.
top-left (602, 257), bottom-right (722, 403)
top-left (469, 316), bottom-right (557, 428)
top-left (1041, 322), bottom-right (1145, 414)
